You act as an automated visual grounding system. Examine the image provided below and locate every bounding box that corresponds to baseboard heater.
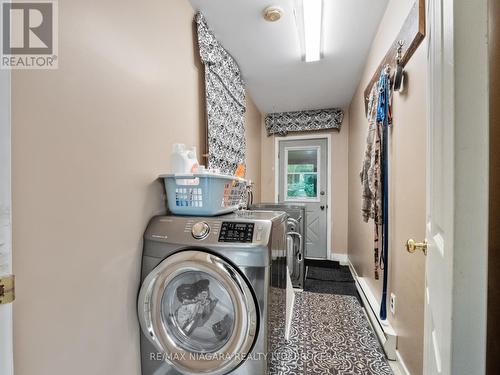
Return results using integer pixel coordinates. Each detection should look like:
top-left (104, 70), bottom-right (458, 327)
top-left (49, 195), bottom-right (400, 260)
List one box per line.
top-left (348, 261), bottom-right (397, 361)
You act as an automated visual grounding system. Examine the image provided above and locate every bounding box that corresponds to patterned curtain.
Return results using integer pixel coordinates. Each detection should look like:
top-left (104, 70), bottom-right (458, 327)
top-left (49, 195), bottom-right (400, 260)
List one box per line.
top-left (265, 108), bottom-right (344, 137)
top-left (195, 12), bottom-right (246, 175)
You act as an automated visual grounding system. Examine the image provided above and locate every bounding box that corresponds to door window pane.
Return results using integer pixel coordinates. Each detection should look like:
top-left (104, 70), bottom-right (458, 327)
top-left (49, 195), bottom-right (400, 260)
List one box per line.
top-left (285, 148), bottom-right (319, 201)
top-left (161, 271), bottom-right (235, 353)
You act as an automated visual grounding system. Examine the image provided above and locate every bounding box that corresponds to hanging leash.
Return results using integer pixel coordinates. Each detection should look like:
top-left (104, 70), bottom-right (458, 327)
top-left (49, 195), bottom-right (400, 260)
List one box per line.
top-left (377, 67), bottom-right (391, 320)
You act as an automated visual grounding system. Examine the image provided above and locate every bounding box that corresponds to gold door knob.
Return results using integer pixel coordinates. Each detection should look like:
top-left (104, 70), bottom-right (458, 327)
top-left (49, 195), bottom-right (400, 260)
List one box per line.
top-left (406, 239), bottom-right (428, 255)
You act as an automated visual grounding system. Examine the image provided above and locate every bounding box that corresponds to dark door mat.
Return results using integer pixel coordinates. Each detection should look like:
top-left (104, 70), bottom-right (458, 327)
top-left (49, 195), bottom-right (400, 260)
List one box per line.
top-left (303, 262), bottom-right (361, 304)
top-left (304, 259), bottom-right (341, 269)
top-left (306, 266), bottom-right (354, 282)
top-left (269, 292), bottom-right (393, 375)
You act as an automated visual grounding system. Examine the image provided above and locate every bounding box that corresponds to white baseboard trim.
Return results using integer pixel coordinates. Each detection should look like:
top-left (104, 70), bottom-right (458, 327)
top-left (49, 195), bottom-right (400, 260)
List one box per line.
top-left (347, 259), bottom-right (397, 361)
top-left (395, 349), bottom-right (411, 375)
top-left (329, 252), bottom-right (349, 265)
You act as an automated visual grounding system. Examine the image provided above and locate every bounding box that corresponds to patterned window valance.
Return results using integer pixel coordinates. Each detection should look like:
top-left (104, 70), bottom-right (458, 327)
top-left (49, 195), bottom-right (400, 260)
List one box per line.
top-left (195, 12), bottom-right (246, 175)
top-left (265, 108), bottom-right (344, 137)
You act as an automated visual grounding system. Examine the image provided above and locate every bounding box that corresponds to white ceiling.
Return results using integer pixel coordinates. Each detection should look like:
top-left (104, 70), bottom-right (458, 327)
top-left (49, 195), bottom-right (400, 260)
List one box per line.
top-left (189, 0), bottom-right (388, 114)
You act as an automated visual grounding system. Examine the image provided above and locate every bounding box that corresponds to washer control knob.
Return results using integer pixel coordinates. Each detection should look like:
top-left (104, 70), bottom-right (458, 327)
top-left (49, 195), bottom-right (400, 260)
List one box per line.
top-left (192, 221), bottom-right (210, 239)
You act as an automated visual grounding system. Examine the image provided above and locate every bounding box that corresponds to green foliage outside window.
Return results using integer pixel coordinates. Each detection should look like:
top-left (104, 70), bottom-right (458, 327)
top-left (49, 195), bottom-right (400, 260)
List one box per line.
top-left (287, 172), bottom-right (317, 199)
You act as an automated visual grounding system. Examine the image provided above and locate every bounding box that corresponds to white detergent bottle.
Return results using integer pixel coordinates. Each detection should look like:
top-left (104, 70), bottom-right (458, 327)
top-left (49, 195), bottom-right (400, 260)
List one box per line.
top-left (170, 143), bottom-right (190, 174)
top-left (186, 146), bottom-right (200, 173)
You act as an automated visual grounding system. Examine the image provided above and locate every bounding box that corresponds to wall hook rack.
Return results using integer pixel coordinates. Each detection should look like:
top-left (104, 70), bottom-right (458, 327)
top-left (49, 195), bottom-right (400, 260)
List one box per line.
top-left (363, 0), bottom-right (425, 114)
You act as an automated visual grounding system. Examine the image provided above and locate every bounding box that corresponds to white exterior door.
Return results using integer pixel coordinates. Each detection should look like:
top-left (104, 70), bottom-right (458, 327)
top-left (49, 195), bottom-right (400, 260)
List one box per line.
top-left (424, 0), bottom-right (489, 374)
top-left (0, 69), bottom-right (13, 375)
top-left (278, 138), bottom-right (328, 259)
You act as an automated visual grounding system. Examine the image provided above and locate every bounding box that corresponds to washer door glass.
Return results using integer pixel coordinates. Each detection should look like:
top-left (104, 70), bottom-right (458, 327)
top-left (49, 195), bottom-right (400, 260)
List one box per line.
top-left (161, 271), bottom-right (235, 353)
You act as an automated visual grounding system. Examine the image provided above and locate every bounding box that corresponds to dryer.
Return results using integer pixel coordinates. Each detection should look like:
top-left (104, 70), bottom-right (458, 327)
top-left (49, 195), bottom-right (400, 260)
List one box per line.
top-left (250, 203), bottom-right (306, 289)
top-left (137, 211), bottom-right (287, 375)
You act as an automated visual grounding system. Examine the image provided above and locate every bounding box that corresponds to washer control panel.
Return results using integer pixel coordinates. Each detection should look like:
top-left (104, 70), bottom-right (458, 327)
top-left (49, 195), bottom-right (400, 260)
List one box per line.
top-left (191, 221), bottom-right (210, 240)
top-left (218, 222), bottom-right (255, 243)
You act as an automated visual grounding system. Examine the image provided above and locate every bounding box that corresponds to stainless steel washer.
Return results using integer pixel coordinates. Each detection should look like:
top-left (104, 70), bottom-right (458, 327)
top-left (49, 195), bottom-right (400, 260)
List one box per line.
top-left (137, 211), bottom-right (287, 375)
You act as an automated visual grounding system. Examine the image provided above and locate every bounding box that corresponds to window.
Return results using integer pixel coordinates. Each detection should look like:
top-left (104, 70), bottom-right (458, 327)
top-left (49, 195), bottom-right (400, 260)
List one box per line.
top-left (284, 147), bottom-right (320, 202)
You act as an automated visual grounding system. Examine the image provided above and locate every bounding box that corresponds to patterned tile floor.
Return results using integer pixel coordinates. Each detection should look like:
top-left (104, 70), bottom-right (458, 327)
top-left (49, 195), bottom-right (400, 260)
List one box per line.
top-left (270, 291), bottom-right (394, 375)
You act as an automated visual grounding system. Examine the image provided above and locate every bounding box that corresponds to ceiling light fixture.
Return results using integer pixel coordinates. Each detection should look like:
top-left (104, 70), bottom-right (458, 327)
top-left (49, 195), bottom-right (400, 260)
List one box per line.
top-left (302, 0), bottom-right (323, 62)
top-left (263, 6), bottom-right (283, 22)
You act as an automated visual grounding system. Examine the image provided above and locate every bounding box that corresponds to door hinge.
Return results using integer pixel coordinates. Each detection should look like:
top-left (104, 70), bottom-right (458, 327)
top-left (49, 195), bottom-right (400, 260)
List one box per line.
top-left (0, 274), bottom-right (15, 305)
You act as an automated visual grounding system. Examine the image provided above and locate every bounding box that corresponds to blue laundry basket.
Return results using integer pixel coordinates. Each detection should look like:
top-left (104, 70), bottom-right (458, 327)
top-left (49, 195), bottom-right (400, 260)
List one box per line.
top-left (161, 173), bottom-right (247, 216)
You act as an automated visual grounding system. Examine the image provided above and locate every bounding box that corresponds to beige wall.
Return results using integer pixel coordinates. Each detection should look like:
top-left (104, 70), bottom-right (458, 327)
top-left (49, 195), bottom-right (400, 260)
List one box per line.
top-left (11, 0), bottom-right (261, 374)
top-left (260, 111), bottom-right (349, 256)
top-left (260, 118), bottom-right (275, 203)
top-left (245, 95), bottom-right (263, 203)
top-left (347, 0), bottom-right (426, 374)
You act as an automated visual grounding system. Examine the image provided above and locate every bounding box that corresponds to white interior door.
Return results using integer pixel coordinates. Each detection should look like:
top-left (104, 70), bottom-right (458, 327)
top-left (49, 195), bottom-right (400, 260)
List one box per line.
top-left (424, 1), bottom-right (454, 372)
top-left (424, 0), bottom-right (489, 374)
top-left (0, 68), bottom-right (13, 375)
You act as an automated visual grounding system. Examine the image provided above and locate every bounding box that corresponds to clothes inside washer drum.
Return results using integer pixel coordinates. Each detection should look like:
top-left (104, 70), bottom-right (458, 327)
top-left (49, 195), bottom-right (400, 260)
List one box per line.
top-left (161, 271), bottom-right (236, 352)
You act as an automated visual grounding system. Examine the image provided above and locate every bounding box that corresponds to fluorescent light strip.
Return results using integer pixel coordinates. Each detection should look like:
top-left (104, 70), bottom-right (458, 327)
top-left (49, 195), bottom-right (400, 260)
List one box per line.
top-left (303, 0), bottom-right (323, 62)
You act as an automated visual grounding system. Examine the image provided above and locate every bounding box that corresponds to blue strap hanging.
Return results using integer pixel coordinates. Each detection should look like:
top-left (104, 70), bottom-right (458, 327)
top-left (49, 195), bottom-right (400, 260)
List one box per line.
top-left (376, 68), bottom-right (391, 321)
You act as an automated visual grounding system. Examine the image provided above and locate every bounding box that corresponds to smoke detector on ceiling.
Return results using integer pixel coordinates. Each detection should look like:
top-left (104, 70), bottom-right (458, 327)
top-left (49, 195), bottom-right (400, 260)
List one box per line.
top-left (263, 6), bottom-right (283, 22)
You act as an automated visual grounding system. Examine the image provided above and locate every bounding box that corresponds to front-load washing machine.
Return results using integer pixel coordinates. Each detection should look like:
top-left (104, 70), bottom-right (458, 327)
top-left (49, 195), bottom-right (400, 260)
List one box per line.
top-left (137, 211), bottom-right (287, 375)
